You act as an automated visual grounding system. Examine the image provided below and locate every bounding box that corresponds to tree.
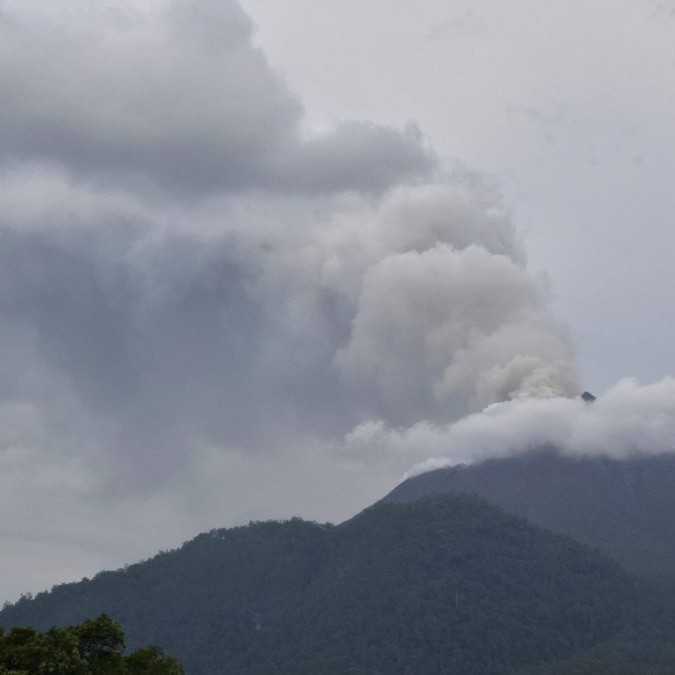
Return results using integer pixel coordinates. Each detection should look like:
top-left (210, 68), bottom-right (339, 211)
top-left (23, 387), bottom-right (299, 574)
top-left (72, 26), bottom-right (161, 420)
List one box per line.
top-left (0, 616), bottom-right (183, 674)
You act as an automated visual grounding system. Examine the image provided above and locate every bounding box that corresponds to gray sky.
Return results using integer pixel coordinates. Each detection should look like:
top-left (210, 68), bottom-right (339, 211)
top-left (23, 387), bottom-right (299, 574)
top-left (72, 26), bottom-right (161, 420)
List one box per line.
top-left (2, 0), bottom-right (675, 603)
top-left (241, 0), bottom-right (675, 392)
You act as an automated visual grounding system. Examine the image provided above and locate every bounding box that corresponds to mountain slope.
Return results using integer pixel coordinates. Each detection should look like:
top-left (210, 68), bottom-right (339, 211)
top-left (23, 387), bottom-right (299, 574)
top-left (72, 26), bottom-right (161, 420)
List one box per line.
top-left (0, 495), bottom-right (635, 675)
top-left (511, 577), bottom-right (675, 675)
top-left (385, 449), bottom-right (675, 577)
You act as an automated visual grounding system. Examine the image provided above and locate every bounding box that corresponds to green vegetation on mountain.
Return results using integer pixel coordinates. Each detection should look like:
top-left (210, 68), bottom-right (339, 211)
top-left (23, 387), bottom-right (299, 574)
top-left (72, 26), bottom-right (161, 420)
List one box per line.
top-left (509, 575), bottom-right (675, 675)
top-left (386, 449), bottom-right (675, 577)
top-left (0, 614), bottom-right (183, 674)
top-left (0, 495), bottom-right (636, 675)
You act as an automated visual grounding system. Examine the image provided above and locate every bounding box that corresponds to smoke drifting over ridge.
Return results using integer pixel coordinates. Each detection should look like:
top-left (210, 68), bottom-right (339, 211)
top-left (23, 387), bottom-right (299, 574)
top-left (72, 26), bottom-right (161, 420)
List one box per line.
top-left (0, 0), bottom-right (673, 601)
top-left (344, 378), bottom-right (675, 478)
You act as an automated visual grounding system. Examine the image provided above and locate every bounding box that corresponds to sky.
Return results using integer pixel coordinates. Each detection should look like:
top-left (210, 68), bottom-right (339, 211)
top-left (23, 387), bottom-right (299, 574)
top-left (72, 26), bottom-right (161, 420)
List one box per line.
top-left (241, 0), bottom-right (675, 391)
top-left (1, 0), bottom-right (675, 603)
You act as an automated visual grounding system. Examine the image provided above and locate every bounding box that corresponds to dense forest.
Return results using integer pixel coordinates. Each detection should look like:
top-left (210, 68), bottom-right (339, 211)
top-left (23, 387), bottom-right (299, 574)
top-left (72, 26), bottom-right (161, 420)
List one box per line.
top-left (0, 614), bottom-right (183, 674)
top-left (509, 575), bottom-right (675, 674)
top-left (386, 449), bottom-right (675, 576)
top-left (0, 495), bottom-right (638, 675)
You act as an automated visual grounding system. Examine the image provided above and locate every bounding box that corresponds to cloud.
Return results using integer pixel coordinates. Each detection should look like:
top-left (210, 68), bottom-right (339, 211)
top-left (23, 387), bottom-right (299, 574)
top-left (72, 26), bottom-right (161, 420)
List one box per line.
top-left (3, 0), bottom-right (671, 605)
top-left (341, 378), bottom-right (675, 477)
top-left (0, 165), bottom-right (577, 476)
top-left (0, 0), bottom-right (433, 194)
top-left (336, 244), bottom-right (576, 424)
top-left (0, 156), bottom-right (579, 604)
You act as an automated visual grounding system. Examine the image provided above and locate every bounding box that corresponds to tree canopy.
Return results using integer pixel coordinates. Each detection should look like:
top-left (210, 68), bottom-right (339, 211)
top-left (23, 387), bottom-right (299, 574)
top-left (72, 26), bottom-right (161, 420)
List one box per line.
top-left (0, 614), bottom-right (183, 675)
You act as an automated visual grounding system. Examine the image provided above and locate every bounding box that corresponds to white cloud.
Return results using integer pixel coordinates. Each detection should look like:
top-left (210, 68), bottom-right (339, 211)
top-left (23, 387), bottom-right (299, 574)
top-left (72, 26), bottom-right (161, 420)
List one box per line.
top-left (340, 378), bottom-right (675, 478)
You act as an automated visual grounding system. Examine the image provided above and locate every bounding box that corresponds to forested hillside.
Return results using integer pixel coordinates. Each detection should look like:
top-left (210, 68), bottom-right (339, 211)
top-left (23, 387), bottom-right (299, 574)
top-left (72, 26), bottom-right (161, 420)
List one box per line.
top-left (0, 496), bottom-right (635, 675)
top-left (386, 449), bottom-right (675, 576)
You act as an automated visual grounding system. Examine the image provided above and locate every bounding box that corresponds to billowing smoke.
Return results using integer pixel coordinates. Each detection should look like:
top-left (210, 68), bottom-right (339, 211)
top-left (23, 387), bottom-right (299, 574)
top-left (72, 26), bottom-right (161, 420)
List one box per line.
top-left (0, 167), bottom-right (578, 478)
top-left (0, 0), bottom-right (672, 601)
top-left (344, 378), bottom-right (675, 477)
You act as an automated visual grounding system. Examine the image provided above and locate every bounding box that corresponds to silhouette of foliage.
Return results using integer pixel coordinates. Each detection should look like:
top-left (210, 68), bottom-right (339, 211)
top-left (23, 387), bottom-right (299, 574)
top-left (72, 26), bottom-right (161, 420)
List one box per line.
top-left (0, 614), bottom-right (183, 674)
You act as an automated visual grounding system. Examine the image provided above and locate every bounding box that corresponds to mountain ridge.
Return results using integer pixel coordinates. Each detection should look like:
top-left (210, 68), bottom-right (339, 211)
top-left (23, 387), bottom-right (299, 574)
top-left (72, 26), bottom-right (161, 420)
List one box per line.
top-left (0, 494), bottom-right (635, 675)
top-left (385, 448), bottom-right (675, 577)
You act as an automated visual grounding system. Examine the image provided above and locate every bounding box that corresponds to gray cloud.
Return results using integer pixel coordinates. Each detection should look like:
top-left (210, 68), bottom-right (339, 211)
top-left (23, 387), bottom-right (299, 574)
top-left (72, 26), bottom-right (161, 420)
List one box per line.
top-left (0, 0), bottom-right (433, 194)
top-left (0, 169), bottom-right (575, 476)
top-left (3, 0), bottom-right (673, 606)
top-left (0, 159), bottom-right (580, 611)
top-left (0, 43), bottom-right (571, 595)
top-left (248, 0), bottom-right (675, 396)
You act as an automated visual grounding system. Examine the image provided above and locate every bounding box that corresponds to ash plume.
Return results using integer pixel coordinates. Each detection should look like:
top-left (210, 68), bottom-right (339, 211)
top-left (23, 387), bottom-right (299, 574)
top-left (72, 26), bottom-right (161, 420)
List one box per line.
top-left (0, 0), bottom-right (672, 602)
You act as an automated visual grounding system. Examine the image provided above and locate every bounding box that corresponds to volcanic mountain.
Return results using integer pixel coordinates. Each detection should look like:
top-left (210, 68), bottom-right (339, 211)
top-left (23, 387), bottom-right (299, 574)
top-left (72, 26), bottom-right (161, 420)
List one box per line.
top-left (386, 449), bottom-right (675, 577)
top-left (0, 495), bottom-right (637, 675)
